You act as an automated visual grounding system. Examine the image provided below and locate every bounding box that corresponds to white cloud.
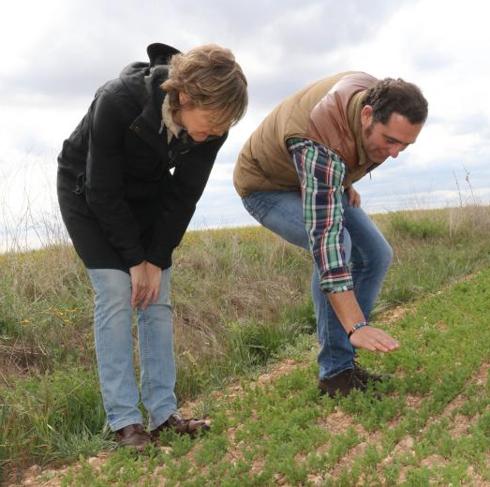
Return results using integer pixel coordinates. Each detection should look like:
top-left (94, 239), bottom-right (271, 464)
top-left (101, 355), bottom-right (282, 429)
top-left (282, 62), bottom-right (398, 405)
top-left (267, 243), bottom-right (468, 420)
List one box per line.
top-left (1, 0), bottom-right (490, 250)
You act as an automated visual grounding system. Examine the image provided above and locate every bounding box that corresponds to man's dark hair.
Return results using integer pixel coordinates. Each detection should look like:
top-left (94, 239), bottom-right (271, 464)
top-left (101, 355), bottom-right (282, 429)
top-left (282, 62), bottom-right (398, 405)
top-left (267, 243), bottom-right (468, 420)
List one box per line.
top-left (362, 78), bottom-right (428, 125)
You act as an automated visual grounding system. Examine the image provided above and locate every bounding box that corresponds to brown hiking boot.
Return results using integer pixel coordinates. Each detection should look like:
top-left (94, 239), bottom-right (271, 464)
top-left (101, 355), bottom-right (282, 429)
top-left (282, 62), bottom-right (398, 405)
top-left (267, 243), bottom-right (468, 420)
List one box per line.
top-left (318, 368), bottom-right (367, 398)
top-left (150, 414), bottom-right (210, 441)
top-left (115, 423), bottom-right (151, 449)
top-left (353, 361), bottom-right (390, 386)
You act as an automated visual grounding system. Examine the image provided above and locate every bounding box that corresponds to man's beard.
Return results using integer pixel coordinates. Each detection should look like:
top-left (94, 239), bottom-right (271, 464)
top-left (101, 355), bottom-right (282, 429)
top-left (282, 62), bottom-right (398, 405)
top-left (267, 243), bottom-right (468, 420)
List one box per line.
top-left (363, 122), bottom-right (374, 139)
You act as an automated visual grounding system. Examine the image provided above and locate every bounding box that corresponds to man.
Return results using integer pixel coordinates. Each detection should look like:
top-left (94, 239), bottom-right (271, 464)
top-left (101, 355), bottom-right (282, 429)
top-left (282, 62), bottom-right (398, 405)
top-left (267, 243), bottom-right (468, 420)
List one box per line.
top-left (234, 72), bottom-right (427, 398)
top-left (58, 43), bottom-right (247, 448)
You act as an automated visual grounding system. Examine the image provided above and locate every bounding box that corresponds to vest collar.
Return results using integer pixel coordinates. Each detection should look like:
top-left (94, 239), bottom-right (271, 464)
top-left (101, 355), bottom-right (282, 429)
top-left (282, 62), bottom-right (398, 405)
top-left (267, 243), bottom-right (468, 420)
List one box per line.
top-left (347, 90), bottom-right (370, 167)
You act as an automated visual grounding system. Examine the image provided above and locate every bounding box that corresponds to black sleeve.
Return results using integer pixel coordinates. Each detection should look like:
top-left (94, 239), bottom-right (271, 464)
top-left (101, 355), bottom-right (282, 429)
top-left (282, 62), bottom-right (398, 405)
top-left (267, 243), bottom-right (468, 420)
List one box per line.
top-left (84, 89), bottom-right (145, 268)
top-left (146, 134), bottom-right (227, 268)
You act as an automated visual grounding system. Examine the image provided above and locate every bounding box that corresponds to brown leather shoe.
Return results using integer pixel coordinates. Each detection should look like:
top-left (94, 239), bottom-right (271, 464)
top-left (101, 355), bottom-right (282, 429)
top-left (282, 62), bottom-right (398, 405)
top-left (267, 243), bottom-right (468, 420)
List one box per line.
top-left (353, 361), bottom-right (390, 386)
top-left (318, 368), bottom-right (367, 398)
top-left (115, 423), bottom-right (151, 449)
top-left (151, 414), bottom-right (210, 441)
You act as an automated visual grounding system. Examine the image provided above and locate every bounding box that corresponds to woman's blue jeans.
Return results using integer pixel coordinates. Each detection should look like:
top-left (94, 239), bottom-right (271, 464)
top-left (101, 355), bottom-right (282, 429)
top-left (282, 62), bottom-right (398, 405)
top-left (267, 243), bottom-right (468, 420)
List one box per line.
top-left (87, 267), bottom-right (177, 431)
top-left (242, 191), bottom-right (393, 379)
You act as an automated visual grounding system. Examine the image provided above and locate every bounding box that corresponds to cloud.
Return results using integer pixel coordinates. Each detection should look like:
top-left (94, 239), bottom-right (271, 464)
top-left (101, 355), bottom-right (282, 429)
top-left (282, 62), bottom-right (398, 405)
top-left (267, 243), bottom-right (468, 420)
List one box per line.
top-left (1, 0), bottom-right (407, 102)
top-left (1, 0), bottom-right (490, 249)
top-left (450, 113), bottom-right (490, 136)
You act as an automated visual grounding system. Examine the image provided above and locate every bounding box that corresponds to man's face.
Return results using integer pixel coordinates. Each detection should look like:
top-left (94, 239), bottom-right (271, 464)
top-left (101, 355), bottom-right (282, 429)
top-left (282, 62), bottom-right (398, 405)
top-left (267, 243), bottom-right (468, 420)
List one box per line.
top-left (360, 105), bottom-right (424, 164)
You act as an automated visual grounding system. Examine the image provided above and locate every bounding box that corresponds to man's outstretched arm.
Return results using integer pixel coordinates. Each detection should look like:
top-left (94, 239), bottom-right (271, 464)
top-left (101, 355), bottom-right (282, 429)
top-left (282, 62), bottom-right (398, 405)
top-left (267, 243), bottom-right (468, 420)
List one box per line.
top-left (287, 137), bottom-right (399, 353)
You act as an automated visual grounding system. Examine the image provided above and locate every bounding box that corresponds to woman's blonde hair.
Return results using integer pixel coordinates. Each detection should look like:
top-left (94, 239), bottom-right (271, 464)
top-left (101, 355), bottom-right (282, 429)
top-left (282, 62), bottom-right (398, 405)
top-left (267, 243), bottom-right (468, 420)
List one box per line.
top-left (161, 44), bottom-right (248, 128)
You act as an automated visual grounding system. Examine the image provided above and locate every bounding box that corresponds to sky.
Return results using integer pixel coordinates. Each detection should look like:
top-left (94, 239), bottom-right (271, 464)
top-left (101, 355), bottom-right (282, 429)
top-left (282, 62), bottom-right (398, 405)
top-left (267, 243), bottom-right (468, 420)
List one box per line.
top-left (1, 0), bottom-right (490, 250)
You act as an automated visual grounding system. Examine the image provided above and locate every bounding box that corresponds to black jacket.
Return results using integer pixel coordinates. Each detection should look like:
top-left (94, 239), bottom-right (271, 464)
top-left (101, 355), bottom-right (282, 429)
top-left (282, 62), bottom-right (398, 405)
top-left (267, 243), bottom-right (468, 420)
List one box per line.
top-left (57, 43), bottom-right (227, 271)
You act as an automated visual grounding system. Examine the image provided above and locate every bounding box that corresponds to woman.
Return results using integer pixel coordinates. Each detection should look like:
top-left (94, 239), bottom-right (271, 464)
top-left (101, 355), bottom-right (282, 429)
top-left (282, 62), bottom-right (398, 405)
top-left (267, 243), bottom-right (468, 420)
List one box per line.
top-left (57, 42), bottom-right (247, 449)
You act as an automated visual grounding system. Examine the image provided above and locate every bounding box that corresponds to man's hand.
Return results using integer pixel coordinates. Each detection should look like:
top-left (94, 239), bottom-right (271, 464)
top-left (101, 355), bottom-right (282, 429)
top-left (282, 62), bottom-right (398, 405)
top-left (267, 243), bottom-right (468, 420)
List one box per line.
top-left (328, 290), bottom-right (400, 353)
top-left (349, 326), bottom-right (399, 352)
top-left (346, 186), bottom-right (361, 208)
top-left (129, 262), bottom-right (149, 309)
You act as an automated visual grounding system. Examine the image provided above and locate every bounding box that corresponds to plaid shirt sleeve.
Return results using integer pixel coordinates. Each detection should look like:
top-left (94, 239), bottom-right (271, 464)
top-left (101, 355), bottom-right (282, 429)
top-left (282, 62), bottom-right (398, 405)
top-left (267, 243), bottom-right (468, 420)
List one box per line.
top-left (287, 137), bottom-right (353, 294)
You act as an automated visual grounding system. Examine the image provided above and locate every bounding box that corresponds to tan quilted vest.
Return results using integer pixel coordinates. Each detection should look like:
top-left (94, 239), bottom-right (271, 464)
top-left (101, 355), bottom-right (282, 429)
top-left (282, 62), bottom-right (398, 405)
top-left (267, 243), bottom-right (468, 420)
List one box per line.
top-left (234, 72), bottom-right (381, 197)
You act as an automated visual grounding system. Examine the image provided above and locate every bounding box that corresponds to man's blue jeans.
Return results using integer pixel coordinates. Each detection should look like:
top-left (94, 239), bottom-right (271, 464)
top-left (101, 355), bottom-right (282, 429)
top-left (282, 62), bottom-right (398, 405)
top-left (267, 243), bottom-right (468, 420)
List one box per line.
top-left (242, 191), bottom-right (393, 379)
top-left (87, 268), bottom-right (177, 431)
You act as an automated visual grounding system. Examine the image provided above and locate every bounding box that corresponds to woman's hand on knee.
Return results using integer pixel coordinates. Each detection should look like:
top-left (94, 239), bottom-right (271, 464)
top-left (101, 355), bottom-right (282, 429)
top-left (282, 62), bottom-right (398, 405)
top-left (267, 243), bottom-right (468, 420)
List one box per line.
top-left (142, 262), bottom-right (162, 309)
top-left (129, 262), bottom-right (149, 309)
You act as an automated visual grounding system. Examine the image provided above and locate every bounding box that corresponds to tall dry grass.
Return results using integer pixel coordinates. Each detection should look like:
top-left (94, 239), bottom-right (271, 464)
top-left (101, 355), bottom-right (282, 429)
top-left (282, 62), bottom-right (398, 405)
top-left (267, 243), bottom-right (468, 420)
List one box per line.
top-left (0, 224), bottom-right (312, 386)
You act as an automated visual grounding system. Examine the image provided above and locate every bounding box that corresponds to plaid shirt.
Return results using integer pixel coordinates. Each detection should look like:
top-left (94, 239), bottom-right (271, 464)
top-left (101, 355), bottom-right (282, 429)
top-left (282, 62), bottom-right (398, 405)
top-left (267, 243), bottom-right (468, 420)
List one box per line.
top-left (287, 138), bottom-right (353, 293)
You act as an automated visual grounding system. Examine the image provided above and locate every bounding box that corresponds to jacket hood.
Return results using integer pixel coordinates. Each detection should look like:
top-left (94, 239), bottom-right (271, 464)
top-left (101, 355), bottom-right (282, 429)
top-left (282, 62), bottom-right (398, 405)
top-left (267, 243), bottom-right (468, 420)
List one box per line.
top-left (119, 43), bottom-right (181, 109)
top-left (147, 43), bottom-right (180, 67)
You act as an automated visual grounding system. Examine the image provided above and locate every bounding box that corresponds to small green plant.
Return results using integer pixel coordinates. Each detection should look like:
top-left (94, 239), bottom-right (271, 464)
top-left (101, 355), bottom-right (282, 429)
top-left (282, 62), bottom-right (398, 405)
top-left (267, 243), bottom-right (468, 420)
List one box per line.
top-left (2, 205), bottom-right (490, 483)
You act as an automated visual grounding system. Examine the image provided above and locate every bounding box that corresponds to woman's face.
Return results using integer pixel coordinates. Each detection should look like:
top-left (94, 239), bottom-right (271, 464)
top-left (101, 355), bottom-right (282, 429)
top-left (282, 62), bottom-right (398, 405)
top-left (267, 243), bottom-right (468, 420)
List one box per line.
top-left (174, 92), bottom-right (228, 142)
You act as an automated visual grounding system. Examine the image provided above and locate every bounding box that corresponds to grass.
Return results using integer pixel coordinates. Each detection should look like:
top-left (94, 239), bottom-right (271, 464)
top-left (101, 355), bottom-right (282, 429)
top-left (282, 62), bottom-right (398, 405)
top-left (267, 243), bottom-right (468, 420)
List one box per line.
top-left (50, 267), bottom-right (490, 486)
top-left (1, 204), bottom-right (490, 484)
top-left (372, 205), bottom-right (490, 310)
